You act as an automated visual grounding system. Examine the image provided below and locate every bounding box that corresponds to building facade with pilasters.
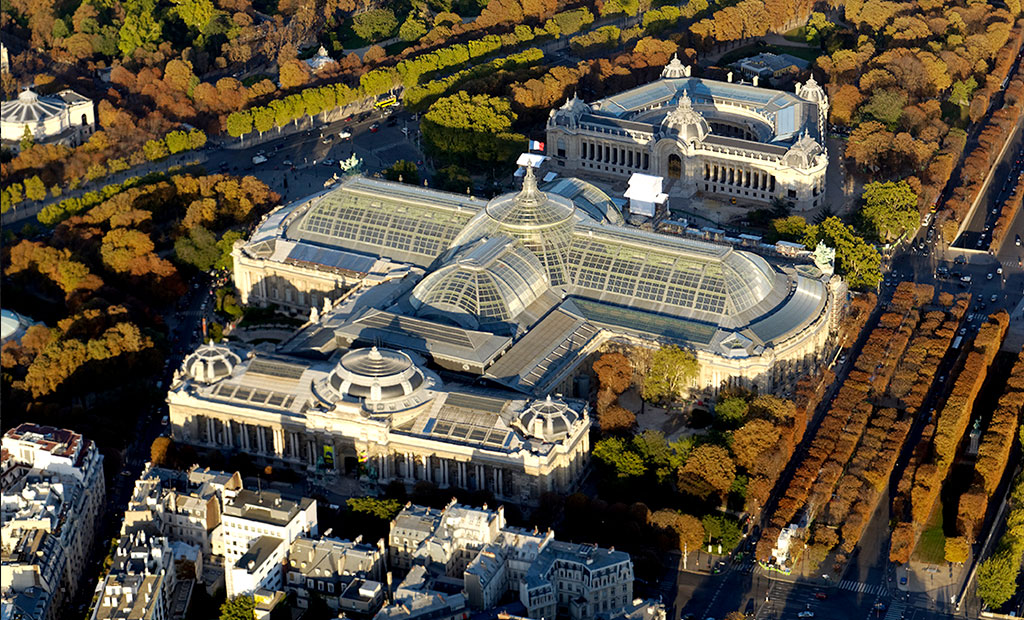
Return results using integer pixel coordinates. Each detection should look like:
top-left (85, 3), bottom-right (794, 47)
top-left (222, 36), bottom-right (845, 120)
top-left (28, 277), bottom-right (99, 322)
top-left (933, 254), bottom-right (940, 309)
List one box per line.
top-left (545, 56), bottom-right (829, 210)
top-left (167, 345), bottom-right (589, 505)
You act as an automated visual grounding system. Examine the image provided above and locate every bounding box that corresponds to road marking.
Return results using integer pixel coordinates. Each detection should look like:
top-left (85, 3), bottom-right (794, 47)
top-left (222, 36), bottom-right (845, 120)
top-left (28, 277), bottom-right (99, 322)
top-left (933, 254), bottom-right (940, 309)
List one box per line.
top-left (840, 580), bottom-right (882, 595)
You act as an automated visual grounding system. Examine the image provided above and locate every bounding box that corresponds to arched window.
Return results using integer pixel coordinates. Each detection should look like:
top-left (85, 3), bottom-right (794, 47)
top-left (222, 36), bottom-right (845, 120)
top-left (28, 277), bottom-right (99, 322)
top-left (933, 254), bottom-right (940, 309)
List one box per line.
top-left (81, 114), bottom-right (88, 126)
top-left (668, 154), bottom-right (682, 179)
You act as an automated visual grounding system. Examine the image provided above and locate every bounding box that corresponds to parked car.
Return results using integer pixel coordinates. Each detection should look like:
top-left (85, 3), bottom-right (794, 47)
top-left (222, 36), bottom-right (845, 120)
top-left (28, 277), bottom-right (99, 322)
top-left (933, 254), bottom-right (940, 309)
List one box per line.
top-left (369, 122), bottom-right (380, 133)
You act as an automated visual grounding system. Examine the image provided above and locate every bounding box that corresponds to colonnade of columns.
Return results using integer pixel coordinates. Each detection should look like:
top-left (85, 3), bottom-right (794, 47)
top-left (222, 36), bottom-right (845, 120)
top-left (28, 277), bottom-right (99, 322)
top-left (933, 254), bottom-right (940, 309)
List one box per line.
top-left (376, 453), bottom-right (514, 497)
top-left (703, 162), bottom-right (775, 192)
top-left (198, 416), bottom-right (307, 464)
top-left (190, 415), bottom-right (588, 500)
top-left (579, 139), bottom-right (650, 171)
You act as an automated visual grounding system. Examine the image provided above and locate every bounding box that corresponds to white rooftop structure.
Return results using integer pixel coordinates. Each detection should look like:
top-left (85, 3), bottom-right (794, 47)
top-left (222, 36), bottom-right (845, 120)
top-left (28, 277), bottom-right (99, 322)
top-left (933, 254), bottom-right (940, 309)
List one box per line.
top-left (623, 173), bottom-right (668, 218)
top-left (0, 88), bottom-right (95, 151)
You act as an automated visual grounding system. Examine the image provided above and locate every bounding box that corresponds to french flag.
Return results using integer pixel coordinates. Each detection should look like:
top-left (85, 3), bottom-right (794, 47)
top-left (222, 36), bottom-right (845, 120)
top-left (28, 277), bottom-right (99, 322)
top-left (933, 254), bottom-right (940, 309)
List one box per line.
top-left (528, 140), bottom-right (545, 152)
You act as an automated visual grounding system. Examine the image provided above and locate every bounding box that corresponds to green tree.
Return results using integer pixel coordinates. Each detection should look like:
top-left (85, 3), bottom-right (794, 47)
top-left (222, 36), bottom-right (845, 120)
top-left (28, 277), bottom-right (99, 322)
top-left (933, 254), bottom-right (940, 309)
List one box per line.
top-left (175, 226), bottom-right (221, 271)
top-left (948, 77), bottom-right (977, 107)
top-left (24, 176), bottom-right (46, 202)
top-left (859, 180), bottom-right (919, 243)
top-left (977, 550), bottom-right (1021, 609)
top-left (384, 160), bottom-right (421, 185)
top-left (346, 497), bottom-right (403, 520)
top-left (399, 16), bottom-right (428, 42)
top-left (593, 437), bottom-right (647, 478)
top-left (804, 12), bottom-right (834, 44)
top-left (715, 397), bottom-right (748, 426)
top-left (352, 9), bottom-right (399, 42)
top-left (171, 0), bottom-right (216, 32)
top-left (642, 345), bottom-right (699, 403)
top-left (422, 92), bottom-right (525, 168)
top-left (771, 215), bottom-right (808, 242)
top-left (188, 129), bottom-right (207, 150)
top-left (165, 130), bottom-right (190, 154)
top-left (804, 217), bottom-right (882, 290)
top-left (118, 0), bottom-right (163, 57)
top-left (20, 126), bottom-right (35, 151)
top-left (226, 111), bottom-right (253, 138)
top-left (215, 231), bottom-right (244, 271)
top-left (435, 165), bottom-right (472, 192)
top-left (860, 89), bottom-right (907, 129)
top-left (143, 138), bottom-right (169, 161)
top-left (219, 595), bottom-right (255, 620)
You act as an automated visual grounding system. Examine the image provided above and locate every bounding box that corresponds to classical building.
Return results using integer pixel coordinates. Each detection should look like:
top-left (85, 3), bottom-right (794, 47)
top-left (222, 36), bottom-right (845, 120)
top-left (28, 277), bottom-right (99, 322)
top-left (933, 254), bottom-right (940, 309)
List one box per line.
top-left (167, 343), bottom-right (591, 504)
top-left (230, 165), bottom-right (841, 395)
top-left (545, 55), bottom-right (828, 210)
top-left (1, 88), bottom-right (96, 152)
top-left (1, 424), bottom-right (106, 620)
top-left (380, 501), bottom-right (635, 620)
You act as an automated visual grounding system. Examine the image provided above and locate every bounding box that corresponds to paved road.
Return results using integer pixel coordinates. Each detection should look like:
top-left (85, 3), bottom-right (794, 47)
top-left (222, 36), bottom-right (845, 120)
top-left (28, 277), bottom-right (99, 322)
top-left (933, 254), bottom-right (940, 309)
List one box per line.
top-left (953, 119), bottom-right (1024, 252)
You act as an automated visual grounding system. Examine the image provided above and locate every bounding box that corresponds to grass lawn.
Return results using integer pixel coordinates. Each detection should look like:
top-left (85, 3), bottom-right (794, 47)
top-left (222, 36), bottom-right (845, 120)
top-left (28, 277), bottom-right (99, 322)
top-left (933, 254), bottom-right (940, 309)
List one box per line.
top-left (783, 27), bottom-right (808, 43)
top-left (913, 505), bottom-right (947, 564)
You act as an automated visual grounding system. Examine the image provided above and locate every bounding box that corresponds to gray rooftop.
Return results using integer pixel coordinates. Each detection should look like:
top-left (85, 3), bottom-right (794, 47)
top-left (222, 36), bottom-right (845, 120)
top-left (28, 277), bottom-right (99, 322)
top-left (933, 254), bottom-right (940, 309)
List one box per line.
top-left (235, 535), bottom-right (284, 573)
top-left (224, 489), bottom-right (313, 527)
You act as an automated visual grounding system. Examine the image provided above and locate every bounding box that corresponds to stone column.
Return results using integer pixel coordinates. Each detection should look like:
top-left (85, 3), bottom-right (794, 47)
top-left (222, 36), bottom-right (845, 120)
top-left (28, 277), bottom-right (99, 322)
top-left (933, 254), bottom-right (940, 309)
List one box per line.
top-left (206, 418), bottom-right (214, 445)
top-left (458, 462), bottom-right (466, 488)
top-left (273, 429), bottom-right (284, 457)
top-left (225, 422), bottom-right (233, 448)
top-left (497, 469), bottom-right (503, 496)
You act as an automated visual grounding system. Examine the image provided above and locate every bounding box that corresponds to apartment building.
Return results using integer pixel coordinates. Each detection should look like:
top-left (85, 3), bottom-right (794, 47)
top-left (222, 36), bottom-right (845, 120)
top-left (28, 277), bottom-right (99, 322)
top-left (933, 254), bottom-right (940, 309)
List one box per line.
top-left (1, 425), bottom-right (105, 620)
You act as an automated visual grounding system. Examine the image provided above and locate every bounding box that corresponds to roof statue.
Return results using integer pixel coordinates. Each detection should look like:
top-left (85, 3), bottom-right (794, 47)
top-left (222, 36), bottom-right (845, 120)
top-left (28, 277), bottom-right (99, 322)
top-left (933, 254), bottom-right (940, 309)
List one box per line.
top-left (339, 153), bottom-right (362, 172)
top-left (661, 54), bottom-right (691, 79)
top-left (812, 241), bottom-right (835, 276)
top-left (309, 305), bottom-right (320, 323)
top-left (663, 92), bottom-right (709, 143)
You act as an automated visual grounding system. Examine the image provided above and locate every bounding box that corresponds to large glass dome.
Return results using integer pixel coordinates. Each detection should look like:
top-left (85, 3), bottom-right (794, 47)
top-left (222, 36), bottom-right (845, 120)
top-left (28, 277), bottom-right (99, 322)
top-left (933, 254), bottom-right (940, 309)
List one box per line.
top-left (411, 237), bottom-right (549, 329)
top-left (451, 167), bottom-right (576, 285)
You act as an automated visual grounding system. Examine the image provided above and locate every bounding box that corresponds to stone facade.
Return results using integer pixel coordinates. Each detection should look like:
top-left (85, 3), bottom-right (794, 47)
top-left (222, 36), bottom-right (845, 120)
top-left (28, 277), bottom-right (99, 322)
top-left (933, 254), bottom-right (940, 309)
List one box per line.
top-left (546, 58), bottom-right (829, 210)
top-left (167, 347), bottom-right (590, 506)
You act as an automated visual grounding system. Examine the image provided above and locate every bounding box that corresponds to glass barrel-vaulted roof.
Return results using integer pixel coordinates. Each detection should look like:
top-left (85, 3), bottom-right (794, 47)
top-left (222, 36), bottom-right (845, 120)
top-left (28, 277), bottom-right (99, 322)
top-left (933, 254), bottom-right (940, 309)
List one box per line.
top-left (410, 237), bottom-right (550, 329)
top-left (451, 167), bottom-right (576, 285)
top-left (565, 223), bottom-right (780, 325)
top-left (287, 177), bottom-right (481, 267)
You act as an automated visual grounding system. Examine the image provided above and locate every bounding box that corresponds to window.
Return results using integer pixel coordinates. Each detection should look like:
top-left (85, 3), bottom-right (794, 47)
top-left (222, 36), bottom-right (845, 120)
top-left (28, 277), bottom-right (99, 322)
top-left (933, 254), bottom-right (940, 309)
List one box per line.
top-left (557, 139), bottom-right (566, 158)
top-left (787, 188), bottom-right (796, 199)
